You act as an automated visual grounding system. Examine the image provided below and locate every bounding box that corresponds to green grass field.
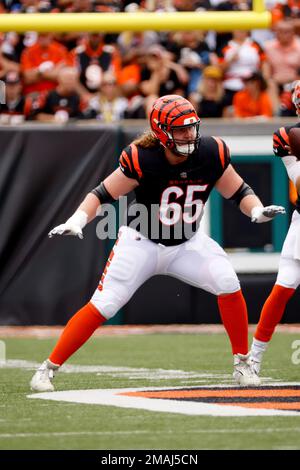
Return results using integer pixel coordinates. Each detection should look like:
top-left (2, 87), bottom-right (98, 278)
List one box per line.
top-left (1, 332), bottom-right (300, 450)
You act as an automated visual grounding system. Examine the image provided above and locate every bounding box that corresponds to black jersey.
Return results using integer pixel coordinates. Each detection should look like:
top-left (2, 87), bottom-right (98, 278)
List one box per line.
top-left (0, 97), bottom-right (26, 116)
top-left (273, 122), bottom-right (300, 213)
top-left (119, 136), bottom-right (230, 246)
top-left (39, 90), bottom-right (84, 118)
top-left (273, 122), bottom-right (300, 158)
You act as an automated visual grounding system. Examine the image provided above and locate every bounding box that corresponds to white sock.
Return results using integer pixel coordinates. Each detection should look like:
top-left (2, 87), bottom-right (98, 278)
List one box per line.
top-left (251, 338), bottom-right (268, 363)
top-left (46, 359), bottom-right (60, 370)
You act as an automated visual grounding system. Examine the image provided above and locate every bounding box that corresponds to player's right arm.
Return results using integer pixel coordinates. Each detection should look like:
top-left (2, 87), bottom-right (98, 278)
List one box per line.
top-left (48, 167), bottom-right (139, 239)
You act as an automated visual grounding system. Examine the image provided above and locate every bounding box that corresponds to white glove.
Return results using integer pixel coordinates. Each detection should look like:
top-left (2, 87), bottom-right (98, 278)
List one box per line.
top-left (48, 210), bottom-right (88, 239)
top-left (251, 205), bottom-right (286, 223)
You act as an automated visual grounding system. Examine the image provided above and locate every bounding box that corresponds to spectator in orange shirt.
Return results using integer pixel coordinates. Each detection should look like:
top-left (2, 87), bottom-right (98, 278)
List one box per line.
top-left (118, 59), bottom-right (142, 99)
top-left (21, 33), bottom-right (73, 95)
top-left (117, 30), bottom-right (158, 98)
top-left (233, 71), bottom-right (273, 118)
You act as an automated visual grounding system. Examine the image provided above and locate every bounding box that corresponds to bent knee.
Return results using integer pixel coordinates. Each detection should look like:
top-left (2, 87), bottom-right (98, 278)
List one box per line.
top-left (276, 259), bottom-right (300, 290)
top-left (215, 275), bottom-right (240, 295)
top-left (90, 287), bottom-right (129, 320)
top-left (208, 258), bottom-right (240, 295)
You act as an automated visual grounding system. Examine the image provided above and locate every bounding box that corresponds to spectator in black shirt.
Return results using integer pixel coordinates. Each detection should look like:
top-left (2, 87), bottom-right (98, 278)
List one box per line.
top-left (34, 67), bottom-right (88, 122)
top-left (0, 71), bottom-right (33, 123)
top-left (139, 45), bottom-right (188, 98)
top-left (74, 33), bottom-right (121, 94)
top-left (191, 65), bottom-right (231, 118)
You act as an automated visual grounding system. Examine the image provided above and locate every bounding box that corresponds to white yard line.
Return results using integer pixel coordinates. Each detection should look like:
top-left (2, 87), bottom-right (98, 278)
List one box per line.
top-left (0, 359), bottom-right (280, 385)
top-left (1, 428), bottom-right (300, 439)
top-left (0, 359), bottom-right (231, 381)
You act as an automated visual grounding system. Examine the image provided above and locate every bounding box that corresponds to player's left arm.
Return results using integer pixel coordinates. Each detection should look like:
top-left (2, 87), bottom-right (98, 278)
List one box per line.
top-left (272, 125), bottom-right (300, 197)
top-left (215, 164), bottom-right (286, 222)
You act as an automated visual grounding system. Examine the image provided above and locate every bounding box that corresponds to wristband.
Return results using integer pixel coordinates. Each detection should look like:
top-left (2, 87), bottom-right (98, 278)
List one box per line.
top-left (66, 210), bottom-right (88, 229)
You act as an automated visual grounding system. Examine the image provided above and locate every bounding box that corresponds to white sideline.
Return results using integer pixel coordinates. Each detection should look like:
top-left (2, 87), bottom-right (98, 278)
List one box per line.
top-left (1, 428), bottom-right (300, 439)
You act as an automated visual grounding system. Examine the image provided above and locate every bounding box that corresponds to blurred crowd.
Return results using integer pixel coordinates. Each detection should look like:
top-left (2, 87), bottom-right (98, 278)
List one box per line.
top-left (1, 0), bottom-right (300, 124)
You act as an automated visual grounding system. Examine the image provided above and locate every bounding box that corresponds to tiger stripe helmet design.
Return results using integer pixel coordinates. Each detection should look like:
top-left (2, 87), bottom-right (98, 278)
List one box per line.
top-left (292, 80), bottom-right (300, 116)
top-left (150, 95), bottom-right (201, 157)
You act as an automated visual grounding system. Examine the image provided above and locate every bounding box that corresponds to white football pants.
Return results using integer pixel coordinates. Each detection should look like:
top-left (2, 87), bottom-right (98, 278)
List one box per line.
top-left (276, 210), bottom-right (300, 289)
top-left (90, 226), bottom-right (241, 320)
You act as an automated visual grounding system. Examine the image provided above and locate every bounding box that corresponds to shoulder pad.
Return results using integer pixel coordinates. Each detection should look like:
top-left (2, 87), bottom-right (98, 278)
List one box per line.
top-left (119, 144), bottom-right (143, 181)
top-left (273, 127), bottom-right (289, 157)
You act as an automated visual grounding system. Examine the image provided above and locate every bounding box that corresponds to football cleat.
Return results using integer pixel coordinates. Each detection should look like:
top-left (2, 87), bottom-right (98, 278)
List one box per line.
top-left (30, 360), bottom-right (59, 392)
top-left (250, 357), bottom-right (261, 376)
top-left (233, 352), bottom-right (261, 387)
top-left (249, 338), bottom-right (268, 377)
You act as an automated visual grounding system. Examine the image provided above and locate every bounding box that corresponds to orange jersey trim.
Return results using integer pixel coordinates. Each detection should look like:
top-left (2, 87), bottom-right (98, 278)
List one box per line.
top-left (120, 150), bottom-right (132, 173)
top-left (279, 127), bottom-right (290, 145)
top-left (212, 136), bottom-right (225, 168)
top-left (273, 134), bottom-right (282, 146)
top-left (98, 237), bottom-right (120, 291)
top-left (130, 143), bottom-right (143, 179)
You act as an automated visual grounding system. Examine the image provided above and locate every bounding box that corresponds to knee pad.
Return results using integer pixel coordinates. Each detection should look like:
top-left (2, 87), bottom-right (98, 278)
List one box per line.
top-left (90, 286), bottom-right (129, 320)
top-left (217, 275), bottom-right (240, 294)
top-left (276, 258), bottom-right (300, 289)
top-left (208, 258), bottom-right (240, 295)
top-left (91, 243), bottom-right (154, 319)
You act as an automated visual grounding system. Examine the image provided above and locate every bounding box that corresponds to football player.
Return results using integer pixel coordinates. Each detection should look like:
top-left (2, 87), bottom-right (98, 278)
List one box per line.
top-left (30, 95), bottom-right (285, 392)
top-left (251, 81), bottom-right (300, 376)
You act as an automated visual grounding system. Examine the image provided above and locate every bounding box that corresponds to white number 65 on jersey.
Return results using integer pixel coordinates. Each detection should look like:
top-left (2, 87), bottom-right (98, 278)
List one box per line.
top-left (159, 185), bottom-right (208, 226)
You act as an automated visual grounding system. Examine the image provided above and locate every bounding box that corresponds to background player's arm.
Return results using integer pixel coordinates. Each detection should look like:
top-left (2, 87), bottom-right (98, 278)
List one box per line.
top-left (215, 164), bottom-right (285, 222)
top-left (273, 127), bottom-right (300, 198)
top-left (49, 168), bottom-right (139, 239)
top-left (282, 156), bottom-right (300, 195)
